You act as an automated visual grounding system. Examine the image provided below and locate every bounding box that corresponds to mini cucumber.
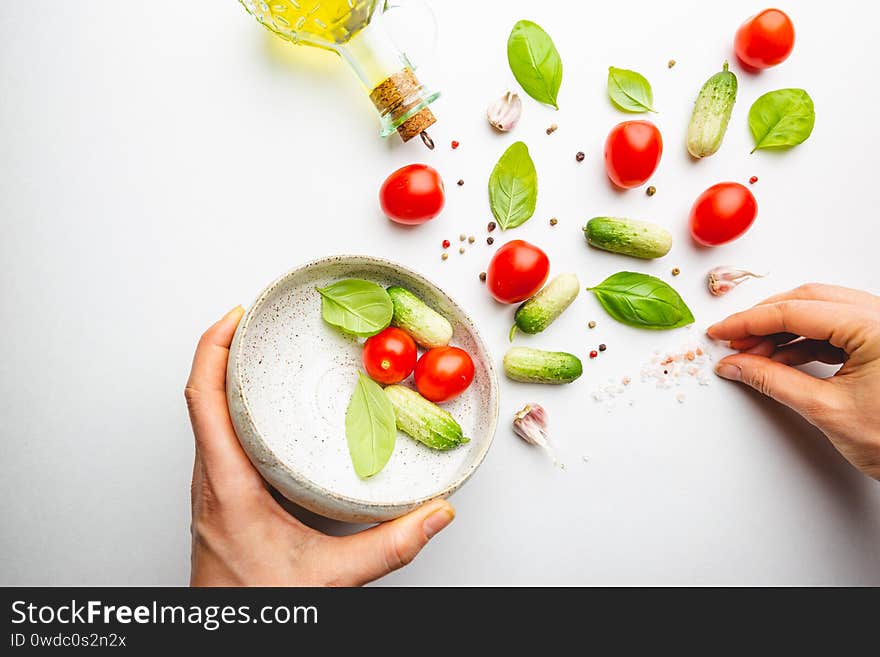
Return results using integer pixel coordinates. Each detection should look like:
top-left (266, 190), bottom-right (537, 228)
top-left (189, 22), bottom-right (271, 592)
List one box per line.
top-left (584, 217), bottom-right (672, 259)
top-left (503, 347), bottom-right (583, 384)
top-left (511, 273), bottom-right (579, 341)
top-left (687, 62), bottom-right (738, 158)
top-left (383, 385), bottom-right (469, 450)
top-left (387, 286), bottom-right (453, 349)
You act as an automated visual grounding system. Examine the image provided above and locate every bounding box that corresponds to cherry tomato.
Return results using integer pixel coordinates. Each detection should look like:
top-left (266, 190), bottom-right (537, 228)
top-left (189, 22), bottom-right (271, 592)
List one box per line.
top-left (414, 347), bottom-right (474, 403)
top-left (604, 121), bottom-right (663, 189)
top-left (734, 9), bottom-right (795, 70)
top-left (379, 164), bottom-right (445, 225)
top-left (485, 240), bottom-right (550, 304)
top-left (362, 327), bottom-right (417, 384)
top-left (689, 182), bottom-right (758, 246)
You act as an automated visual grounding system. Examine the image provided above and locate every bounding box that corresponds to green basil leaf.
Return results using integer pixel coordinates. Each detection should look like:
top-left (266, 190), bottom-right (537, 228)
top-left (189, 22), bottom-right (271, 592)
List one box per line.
top-left (317, 279), bottom-right (393, 337)
top-left (345, 373), bottom-right (396, 478)
top-left (748, 88), bottom-right (815, 153)
top-left (587, 272), bottom-right (695, 330)
top-left (507, 20), bottom-right (563, 109)
top-left (607, 66), bottom-right (656, 113)
top-left (488, 141), bottom-right (538, 230)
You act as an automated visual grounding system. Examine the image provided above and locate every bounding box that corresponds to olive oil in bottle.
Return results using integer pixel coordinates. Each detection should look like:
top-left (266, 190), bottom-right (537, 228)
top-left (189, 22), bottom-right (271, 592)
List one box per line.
top-left (240, 0), bottom-right (439, 143)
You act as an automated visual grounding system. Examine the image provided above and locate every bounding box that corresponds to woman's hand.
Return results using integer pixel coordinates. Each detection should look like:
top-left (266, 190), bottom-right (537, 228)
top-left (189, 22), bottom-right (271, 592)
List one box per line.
top-left (184, 306), bottom-right (455, 586)
top-left (708, 283), bottom-right (880, 480)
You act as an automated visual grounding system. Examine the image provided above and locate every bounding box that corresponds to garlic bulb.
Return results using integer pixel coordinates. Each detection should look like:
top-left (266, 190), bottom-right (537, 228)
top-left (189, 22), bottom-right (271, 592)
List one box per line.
top-left (487, 91), bottom-right (522, 132)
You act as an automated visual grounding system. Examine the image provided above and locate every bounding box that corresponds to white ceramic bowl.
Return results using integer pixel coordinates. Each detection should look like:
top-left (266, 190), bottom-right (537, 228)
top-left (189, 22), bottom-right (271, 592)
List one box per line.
top-left (226, 255), bottom-right (499, 523)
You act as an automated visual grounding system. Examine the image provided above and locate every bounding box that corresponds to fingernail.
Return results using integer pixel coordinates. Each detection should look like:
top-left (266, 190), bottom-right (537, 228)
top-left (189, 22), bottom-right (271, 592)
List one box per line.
top-left (705, 323), bottom-right (719, 337)
top-left (423, 505), bottom-right (454, 539)
top-left (715, 363), bottom-right (742, 381)
top-left (224, 305), bottom-right (244, 320)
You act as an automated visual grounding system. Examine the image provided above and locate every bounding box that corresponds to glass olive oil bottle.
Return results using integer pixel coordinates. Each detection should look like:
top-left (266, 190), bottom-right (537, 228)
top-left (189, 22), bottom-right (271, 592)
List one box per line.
top-left (240, 0), bottom-right (439, 143)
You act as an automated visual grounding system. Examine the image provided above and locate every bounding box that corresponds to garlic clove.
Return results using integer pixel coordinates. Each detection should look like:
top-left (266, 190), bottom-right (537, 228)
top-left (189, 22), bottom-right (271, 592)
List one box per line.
top-left (487, 91), bottom-right (522, 132)
top-left (513, 403), bottom-right (548, 447)
top-left (708, 266), bottom-right (765, 296)
top-left (512, 402), bottom-right (560, 465)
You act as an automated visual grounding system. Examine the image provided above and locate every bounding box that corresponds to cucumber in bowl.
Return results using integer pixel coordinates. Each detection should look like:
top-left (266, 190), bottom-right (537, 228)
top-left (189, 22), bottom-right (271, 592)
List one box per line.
top-left (384, 385), bottom-right (469, 450)
top-left (387, 285), bottom-right (453, 349)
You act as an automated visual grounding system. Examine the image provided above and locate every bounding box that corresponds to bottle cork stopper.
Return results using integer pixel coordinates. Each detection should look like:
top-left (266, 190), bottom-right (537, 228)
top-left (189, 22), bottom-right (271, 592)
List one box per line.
top-left (397, 107), bottom-right (435, 142)
top-left (370, 68), bottom-right (437, 142)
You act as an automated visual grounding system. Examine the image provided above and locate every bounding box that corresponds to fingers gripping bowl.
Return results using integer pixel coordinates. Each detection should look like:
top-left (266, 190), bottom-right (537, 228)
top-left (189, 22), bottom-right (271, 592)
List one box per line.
top-left (226, 256), bottom-right (499, 523)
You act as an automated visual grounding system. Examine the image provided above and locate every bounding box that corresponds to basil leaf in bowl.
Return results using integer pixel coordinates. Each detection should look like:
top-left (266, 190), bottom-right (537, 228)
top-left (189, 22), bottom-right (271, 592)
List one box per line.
top-left (317, 279), bottom-right (393, 337)
top-left (345, 373), bottom-right (397, 478)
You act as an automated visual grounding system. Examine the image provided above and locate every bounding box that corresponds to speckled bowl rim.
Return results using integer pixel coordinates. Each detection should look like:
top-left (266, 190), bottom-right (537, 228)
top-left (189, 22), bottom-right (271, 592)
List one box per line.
top-left (228, 254), bottom-right (500, 512)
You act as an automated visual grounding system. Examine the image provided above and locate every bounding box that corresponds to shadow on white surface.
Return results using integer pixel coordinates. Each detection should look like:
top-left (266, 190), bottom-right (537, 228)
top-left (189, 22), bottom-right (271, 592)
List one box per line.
top-left (732, 383), bottom-right (880, 541)
top-left (271, 489), bottom-right (368, 537)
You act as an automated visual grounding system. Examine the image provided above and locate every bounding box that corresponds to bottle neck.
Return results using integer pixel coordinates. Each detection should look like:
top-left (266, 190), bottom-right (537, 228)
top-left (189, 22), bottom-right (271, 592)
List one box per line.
top-left (337, 15), bottom-right (439, 141)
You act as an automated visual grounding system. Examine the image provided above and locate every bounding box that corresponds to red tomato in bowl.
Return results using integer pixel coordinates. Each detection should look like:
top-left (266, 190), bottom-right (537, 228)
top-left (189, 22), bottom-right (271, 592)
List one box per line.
top-left (689, 182), bottom-right (758, 246)
top-left (362, 327), bottom-right (417, 384)
top-left (485, 240), bottom-right (549, 304)
top-left (735, 9), bottom-right (795, 70)
top-left (604, 121), bottom-right (663, 189)
top-left (380, 164), bottom-right (445, 225)
top-left (415, 347), bottom-right (474, 403)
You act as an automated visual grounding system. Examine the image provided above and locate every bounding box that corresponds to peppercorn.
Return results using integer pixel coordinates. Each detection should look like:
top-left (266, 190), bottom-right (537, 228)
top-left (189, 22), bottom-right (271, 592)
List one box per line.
top-left (668, 59), bottom-right (676, 68)
top-left (486, 236), bottom-right (494, 245)
top-left (575, 151), bottom-right (585, 162)
top-left (646, 186), bottom-right (656, 197)
top-left (451, 140), bottom-right (460, 149)
top-left (588, 321), bottom-right (596, 329)
top-left (441, 253), bottom-right (448, 261)
top-left (672, 267), bottom-right (680, 276)
top-left (468, 235), bottom-right (475, 244)
top-left (589, 350), bottom-right (598, 359)
top-left (549, 218), bottom-right (558, 226)
top-left (749, 176), bottom-right (758, 184)
top-left (598, 344), bottom-right (607, 352)
top-left (459, 233), bottom-right (466, 241)
top-left (487, 221), bottom-right (496, 232)
top-left (459, 247), bottom-right (465, 254)
top-left (442, 239), bottom-right (450, 249)
top-left (457, 179), bottom-right (464, 186)
top-left (546, 123), bottom-right (558, 135)
top-left (479, 272), bottom-right (487, 282)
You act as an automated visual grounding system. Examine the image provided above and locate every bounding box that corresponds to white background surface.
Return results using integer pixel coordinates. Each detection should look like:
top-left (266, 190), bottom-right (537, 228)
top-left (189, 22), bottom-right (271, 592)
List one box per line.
top-left (2, 0), bottom-right (879, 585)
